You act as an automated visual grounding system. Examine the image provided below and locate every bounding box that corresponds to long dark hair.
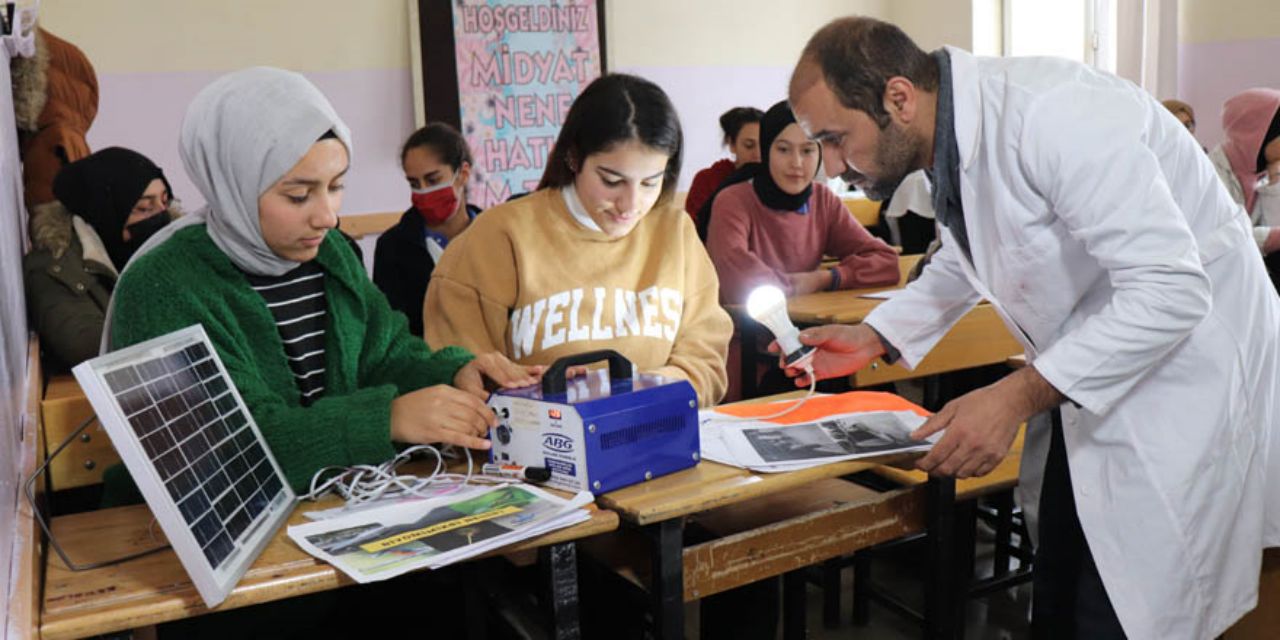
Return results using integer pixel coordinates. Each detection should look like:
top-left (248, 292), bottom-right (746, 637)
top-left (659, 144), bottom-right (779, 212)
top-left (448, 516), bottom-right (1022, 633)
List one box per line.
top-left (400, 122), bottom-right (473, 171)
top-left (539, 74), bottom-right (683, 205)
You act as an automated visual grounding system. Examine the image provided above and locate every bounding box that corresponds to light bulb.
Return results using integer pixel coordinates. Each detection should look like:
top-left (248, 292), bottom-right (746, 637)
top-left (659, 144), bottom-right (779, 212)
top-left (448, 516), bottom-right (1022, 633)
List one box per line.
top-left (746, 285), bottom-right (814, 368)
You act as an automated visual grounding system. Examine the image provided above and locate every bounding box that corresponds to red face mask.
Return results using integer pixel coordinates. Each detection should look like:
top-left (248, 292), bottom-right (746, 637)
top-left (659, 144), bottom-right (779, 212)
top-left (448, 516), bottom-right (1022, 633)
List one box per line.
top-left (411, 180), bottom-right (459, 226)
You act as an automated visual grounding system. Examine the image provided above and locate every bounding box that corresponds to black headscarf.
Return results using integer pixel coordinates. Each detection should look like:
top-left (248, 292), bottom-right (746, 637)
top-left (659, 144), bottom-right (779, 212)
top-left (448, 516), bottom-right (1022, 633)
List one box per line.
top-left (752, 100), bottom-right (816, 211)
top-left (1259, 107), bottom-right (1280, 173)
top-left (52, 147), bottom-right (172, 268)
top-left (696, 100), bottom-right (818, 240)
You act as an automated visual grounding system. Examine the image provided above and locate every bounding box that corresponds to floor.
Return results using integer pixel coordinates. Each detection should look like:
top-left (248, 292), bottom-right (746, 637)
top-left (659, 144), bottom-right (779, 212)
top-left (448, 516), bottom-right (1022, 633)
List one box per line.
top-left (805, 534), bottom-right (1034, 640)
top-left (675, 524), bottom-right (1034, 640)
top-left (676, 524), bottom-right (1035, 640)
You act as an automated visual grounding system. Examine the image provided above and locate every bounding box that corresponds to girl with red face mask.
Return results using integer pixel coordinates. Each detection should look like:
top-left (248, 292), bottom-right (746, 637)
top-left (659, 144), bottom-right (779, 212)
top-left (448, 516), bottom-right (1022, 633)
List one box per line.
top-left (373, 123), bottom-right (481, 336)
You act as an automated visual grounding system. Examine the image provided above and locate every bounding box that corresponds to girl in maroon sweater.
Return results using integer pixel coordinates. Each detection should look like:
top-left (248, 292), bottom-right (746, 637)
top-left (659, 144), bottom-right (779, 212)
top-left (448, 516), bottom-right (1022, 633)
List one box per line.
top-left (684, 106), bottom-right (763, 222)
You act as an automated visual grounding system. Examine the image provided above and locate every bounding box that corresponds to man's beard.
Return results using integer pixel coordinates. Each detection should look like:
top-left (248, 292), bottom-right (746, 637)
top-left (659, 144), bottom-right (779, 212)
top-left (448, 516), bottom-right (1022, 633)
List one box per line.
top-left (841, 122), bottom-right (920, 201)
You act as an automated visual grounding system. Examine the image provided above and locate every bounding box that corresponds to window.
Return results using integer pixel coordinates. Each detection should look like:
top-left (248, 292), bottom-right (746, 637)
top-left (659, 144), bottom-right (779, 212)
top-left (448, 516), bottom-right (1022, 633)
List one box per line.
top-left (999, 0), bottom-right (1116, 72)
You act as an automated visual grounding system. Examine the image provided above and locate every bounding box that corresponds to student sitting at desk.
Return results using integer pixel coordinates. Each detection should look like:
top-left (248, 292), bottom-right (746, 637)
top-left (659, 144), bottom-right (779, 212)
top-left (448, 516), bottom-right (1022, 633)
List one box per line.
top-left (102, 67), bottom-right (535, 504)
top-left (424, 73), bottom-right (733, 407)
top-left (24, 147), bottom-right (177, 371)
top-left (684, 106), bottom-right (763, 222)
top-left (705, 100), bottom-right (899, 304)
top-left (1208, 88), bottom-right (1280, 290)
top-left (373, 122), bottom-right (481, 337)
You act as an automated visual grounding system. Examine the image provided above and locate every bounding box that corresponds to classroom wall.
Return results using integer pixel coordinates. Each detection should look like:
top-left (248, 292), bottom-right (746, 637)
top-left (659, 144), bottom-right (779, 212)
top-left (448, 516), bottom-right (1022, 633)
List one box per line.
top-left (606, 0), bottom-right (973, 191)
top-left (36, 0), bottom-right (417, 217)
top-left (604, 0), bottom-right (886, 191)
top-left (1177, 0), bottom-right (1280, 149)
top-left (38, 1), bottom-right (974, 214)
top-left (0, 47), bottom-right (27, 637)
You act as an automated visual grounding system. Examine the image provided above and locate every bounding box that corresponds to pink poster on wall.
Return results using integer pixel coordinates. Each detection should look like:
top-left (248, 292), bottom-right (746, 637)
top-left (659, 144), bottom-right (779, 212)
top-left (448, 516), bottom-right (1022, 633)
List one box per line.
top-left (451, 1), bottom-right (604, 208)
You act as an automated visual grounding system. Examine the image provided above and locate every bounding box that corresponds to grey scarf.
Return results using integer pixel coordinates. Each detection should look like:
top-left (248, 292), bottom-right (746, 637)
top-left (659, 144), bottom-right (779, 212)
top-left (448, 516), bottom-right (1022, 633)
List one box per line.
top-left (100, 67), bottom-right (352, 352)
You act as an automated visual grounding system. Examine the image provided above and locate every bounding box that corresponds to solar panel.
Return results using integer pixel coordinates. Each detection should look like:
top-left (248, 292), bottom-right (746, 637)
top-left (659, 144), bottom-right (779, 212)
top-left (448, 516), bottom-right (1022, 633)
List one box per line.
top-left (73, 325), bottom-right (295, 608)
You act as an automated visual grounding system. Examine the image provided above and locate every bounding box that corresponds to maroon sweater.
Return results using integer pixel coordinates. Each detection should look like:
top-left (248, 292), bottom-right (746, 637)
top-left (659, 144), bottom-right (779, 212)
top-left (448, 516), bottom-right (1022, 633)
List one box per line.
top-left (706, 180), bottom-right (899, 304)
top-left (685, 159), bottom-right (737, 222)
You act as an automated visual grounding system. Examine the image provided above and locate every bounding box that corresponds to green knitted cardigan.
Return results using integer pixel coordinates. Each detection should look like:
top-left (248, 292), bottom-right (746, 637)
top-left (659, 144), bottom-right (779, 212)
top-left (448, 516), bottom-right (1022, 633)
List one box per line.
top-left (103, 224), bottom-right (473, 503)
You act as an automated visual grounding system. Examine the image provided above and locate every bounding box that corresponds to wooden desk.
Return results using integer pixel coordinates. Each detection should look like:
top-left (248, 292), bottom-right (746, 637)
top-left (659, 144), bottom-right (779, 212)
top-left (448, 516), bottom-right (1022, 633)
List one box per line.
top-left (843, 197), bottom-right (881, 228)
top-left (784, 254), bottom-right (921, 325)
top-left (42, 374), bottom-right (117, 490)
top-left (786, 289), bottom-right (883, 325)
top-left (873, 425), bottom-right (1026, 502)
top-left (337, 212), bottom-right (401, 239)
top-left (40, 487), bottom-right (618, 639)
top-left (595, 393), bottom-right (961, 640)
top-left (10, 337), bottom-right (45, 640)
top-left (786, 292), bottom-right (1023, 388)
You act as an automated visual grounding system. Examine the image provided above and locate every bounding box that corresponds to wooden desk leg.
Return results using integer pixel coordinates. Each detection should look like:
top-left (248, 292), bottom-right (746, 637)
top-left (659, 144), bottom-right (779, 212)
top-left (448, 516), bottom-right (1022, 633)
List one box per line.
top-left (992, 493), bottom-right (1013, 577)
top-left (463, 563), bottom-right (491, 640)
top-left (924, 476), bottom-right (963, 640)
top-left (822, 558), bottom-right (842, 628)
top-left (539, 542), bottom-right (582, 640)
top-left (955, 500), bottom-right (977, 598)
top-left (647, 518), bottom-right (685, 640)
top-left (783, 569), bottom-right (808, 640)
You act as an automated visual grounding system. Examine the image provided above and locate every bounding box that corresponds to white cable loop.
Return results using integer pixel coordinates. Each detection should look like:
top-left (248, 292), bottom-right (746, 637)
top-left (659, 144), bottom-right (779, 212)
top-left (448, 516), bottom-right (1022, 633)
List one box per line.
top-left (723, 365), bottom-right (819, 421)
top-left (303, 444), bottom-right (487, 505)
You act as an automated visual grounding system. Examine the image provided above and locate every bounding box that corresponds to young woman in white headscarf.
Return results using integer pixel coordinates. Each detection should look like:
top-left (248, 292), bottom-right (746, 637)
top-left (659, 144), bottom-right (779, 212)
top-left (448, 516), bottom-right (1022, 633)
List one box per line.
top-left (102, 67), bottom-right (536, 505)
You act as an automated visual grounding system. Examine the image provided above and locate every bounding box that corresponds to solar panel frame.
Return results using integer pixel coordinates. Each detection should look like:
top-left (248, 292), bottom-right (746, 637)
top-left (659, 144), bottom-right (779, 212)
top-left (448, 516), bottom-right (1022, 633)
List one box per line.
top-left (73, 325), bottom-right (297, 608)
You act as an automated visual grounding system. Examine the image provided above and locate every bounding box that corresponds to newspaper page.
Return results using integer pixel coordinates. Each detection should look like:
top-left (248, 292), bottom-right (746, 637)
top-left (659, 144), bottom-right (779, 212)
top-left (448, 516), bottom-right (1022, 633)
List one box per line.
top-left (288, 484), bottom-right (593, 583)
top-left (701, 410), bottom-right (932, 472)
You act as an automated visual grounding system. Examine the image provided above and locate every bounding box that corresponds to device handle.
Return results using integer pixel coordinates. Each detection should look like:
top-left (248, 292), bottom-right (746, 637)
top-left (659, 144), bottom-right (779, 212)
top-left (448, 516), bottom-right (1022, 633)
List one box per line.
top-left (541, 349), bottom-right (634, 395)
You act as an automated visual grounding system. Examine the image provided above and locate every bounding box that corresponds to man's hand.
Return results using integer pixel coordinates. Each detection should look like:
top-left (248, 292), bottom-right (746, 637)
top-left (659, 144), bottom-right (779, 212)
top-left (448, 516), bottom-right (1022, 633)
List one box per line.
top-left (911, 365), bottom-right (1064, 478)
top-left (452, 353), bottom-right (544, 400)
top-left (769, 323), bottom-right (886, 386)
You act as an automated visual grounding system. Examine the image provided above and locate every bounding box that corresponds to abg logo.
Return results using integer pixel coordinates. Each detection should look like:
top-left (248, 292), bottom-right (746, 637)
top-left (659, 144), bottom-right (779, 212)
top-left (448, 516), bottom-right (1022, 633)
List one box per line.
top-left (542, 434), bottom-right (574, 453)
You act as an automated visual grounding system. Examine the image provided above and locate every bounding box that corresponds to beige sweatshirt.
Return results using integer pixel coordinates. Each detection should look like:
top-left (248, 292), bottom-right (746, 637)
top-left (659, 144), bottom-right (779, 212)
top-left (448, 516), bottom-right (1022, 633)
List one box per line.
top-left (424, 188), bottom-right (732, 406)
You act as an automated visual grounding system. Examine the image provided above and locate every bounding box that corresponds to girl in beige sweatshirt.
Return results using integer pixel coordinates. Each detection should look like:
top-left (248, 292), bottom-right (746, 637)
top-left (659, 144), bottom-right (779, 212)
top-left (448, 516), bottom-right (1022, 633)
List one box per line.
top-left (424, 74), bottom-right (733, 406)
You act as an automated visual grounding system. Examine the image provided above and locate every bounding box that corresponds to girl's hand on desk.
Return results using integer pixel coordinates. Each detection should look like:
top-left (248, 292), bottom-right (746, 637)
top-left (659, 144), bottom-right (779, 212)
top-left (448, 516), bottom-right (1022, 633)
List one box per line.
top-left (390, 385), bottom-right (497, 450)
top-left (453, 353), bottom-right (545, 400)
top-left (785, 270), bottom-right (832, 296)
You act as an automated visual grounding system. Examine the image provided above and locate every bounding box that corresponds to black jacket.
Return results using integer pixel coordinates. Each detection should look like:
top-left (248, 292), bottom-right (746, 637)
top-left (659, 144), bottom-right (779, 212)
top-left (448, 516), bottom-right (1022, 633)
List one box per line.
top-left (372, 205), bottom-right (479, 337)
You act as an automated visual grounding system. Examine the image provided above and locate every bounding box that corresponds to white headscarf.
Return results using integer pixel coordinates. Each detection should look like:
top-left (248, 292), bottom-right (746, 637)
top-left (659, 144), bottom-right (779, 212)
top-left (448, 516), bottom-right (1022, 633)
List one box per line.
top-left (100, 67), bottom-right (352, 352)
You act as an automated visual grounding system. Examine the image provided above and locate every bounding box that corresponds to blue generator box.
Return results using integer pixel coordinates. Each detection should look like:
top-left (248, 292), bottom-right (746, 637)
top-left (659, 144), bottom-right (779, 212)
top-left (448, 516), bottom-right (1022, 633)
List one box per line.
top-left (487, 351), bottom-right (700, 494)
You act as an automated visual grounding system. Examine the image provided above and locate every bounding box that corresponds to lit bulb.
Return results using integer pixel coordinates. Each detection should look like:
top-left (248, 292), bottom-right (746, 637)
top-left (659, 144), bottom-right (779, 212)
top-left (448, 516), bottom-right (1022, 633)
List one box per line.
top-left (746, 285), bottom-right (814, 368)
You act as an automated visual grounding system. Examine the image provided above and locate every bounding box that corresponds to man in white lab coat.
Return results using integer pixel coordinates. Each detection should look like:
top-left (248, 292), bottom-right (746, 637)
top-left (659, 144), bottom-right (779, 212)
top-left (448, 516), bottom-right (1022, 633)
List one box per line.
top-left (787, 16), bottom-right (1280, 639)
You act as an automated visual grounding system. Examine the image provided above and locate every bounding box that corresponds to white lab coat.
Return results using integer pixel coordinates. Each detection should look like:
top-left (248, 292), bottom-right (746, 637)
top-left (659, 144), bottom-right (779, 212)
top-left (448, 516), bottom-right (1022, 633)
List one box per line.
top-left (864, 47), bottom-right (1280, 639)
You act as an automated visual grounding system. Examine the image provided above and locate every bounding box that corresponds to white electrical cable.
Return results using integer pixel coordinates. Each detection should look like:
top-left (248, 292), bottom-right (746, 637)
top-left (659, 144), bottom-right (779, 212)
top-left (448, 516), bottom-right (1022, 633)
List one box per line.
top-left (302, 444), bottom-right (482, 505)
top-left (721, 364), bottom-right (819, 422)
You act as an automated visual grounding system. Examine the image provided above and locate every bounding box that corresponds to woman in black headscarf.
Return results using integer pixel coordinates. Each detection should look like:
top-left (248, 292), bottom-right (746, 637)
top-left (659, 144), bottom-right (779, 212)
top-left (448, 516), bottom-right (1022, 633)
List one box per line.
top-left (22, 146), bottom-right (176, 369)
top-left (701, 100), bottom-right (898, 305)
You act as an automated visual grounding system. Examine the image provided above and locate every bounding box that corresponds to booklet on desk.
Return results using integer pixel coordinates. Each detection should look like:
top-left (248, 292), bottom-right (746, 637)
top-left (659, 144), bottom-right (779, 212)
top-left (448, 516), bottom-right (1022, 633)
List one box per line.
top-left (699, 391), bottom-right (936, 473)
top-left (288, 484), bottom-right (593, 583)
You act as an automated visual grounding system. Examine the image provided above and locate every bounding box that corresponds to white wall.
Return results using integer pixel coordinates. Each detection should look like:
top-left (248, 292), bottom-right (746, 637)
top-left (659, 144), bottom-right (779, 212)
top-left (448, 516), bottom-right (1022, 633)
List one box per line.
top-left (602, 0), bottom-right (984, 190)
top-left (1177, 0), bottom-right (1280, 148)
top-left (37, 1), bottom-right (416, 216)
top-left (0, 45), bottom-right (29, 638)
top-left (38, 0), bottom-right (980, 202)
